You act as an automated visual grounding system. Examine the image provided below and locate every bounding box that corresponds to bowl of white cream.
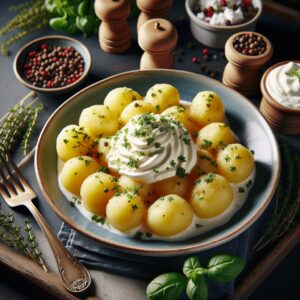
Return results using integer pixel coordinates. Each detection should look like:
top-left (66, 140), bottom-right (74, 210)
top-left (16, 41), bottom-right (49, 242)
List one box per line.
top-left (260, 61), bottom-right (300, 135)
top-left (185, 0), bottom-right (262, 48)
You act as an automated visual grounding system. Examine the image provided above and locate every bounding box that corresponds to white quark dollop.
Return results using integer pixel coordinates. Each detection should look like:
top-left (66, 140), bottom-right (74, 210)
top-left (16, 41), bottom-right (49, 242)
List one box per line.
top-left (106, 113), bottom-right (197, 184)
top-left (266, 62), bottom-right (300, 109)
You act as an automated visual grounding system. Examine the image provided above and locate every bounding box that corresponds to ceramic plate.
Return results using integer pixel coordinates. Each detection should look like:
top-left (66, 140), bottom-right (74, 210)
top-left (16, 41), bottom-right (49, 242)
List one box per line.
top-left (35, 69), bottom-right (280, 256)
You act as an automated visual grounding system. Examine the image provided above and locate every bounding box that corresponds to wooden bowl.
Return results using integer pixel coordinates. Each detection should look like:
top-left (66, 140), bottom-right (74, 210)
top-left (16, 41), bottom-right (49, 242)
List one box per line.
top-left (13, 35), bottom-right (91, 95)
top-left (260, 61), bottom-right (300, 135)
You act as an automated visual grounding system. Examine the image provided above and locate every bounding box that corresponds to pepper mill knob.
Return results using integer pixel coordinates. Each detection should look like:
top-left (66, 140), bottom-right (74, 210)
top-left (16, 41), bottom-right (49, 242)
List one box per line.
top-left (138, 18), bottom-right (178, 70)
top-left (222, 32), bottom-right (273, 97)
top-left (94, 0), bottom-right (131, 53)
top-left (136, 0), bottom-right (173, 32)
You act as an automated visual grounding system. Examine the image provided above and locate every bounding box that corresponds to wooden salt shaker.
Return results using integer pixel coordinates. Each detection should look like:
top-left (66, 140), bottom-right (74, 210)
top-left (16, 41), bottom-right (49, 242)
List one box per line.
top-left (138, 18), bottom-right (178, 70)
top-left (136, 0), bottom-right (173, 31)
top-left (222, 32), bottom-right (273, 97)
top-left (94, 0), bottom-right (131, 53)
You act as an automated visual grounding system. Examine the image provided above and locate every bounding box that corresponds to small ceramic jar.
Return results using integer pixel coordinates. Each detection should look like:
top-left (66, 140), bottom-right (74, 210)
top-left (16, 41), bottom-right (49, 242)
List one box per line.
top-left (94, 0), bottom-right (131, 53)
top-left (138, 18), bottom-right (178, 70)
top-left (260, 61), bottom-right (300, 135)
top-left (136, 0), bottom-right (173, 31)
top-left (222, 31), bottom-right (273, 97)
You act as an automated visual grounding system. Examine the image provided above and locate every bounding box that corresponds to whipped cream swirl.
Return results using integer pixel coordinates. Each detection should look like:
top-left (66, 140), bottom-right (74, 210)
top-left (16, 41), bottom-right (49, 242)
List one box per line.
top-left (107, 113), bottom-right (197, 183)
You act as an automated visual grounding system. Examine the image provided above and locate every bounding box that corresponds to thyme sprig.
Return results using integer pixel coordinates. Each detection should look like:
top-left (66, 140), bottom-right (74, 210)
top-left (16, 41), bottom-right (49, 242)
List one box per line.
top-left (254, 137), bottom-right (300, 251)
top-left (0, 0), bottom-right (48, 55)
top-left (0, 91), bottom-right (43, 155)
top-left (0, 210), bottom-right (47, 271)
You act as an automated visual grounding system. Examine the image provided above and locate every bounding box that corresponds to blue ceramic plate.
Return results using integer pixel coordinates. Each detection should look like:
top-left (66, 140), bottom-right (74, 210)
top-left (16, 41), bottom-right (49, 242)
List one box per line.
top-left (35, 70), bottom-right (280, 256)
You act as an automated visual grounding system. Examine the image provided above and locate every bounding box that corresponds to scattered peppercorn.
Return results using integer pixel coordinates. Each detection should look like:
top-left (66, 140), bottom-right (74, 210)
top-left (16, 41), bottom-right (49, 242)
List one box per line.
top-left (233, 33), bottom-right (266, 56)
top-left (202, 48), bottom-right (209, 55)
top-left (192, 57), bottom-right (199, 64)
top-left (23, 43), bottom-right (85, 88)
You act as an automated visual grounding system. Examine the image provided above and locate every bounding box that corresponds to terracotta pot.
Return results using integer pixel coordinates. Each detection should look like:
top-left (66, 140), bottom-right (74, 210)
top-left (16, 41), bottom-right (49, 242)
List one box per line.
top-left (260, 61), bottom-right (300, 135)
top-left (222, 31), bottom-right (273, 97)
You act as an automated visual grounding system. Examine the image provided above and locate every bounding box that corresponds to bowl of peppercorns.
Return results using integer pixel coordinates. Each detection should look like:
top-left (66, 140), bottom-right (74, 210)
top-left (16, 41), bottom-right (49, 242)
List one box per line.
top-left (13, 35), bottom-right (91, 94)
top-left (185, 0), bottom-right (262, 48)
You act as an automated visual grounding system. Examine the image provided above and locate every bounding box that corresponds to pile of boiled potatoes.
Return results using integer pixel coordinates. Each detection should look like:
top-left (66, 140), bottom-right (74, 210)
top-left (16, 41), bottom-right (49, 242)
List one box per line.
top-left (56, 84), bottom-right (254, 237)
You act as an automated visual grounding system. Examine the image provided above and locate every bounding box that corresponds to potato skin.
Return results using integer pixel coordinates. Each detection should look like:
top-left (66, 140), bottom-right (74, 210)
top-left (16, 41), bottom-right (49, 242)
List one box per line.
top-left (81, 172), bottom-right (118, 216)
top-left (161, 105), bottom-right (196, 133)
top-left (197, 122), bottom-right (236, 153)
top-left (106, 193), bottom-right (146, 232)
top-left (79, 105), bottom-right (118, 138)
top-left (146, 194), bottom-right (193, 236)
top-left (216, 143), bottom-right (254, 183)
top-left (190, 91), bottom-right (225, 127)
top-left (60, 156), bottom-right (100, 195)
top-left (153, 176), bottom-right (191, 199)
top-left (190, 173), bottom-right (233, 218)
top-left (191, 149), bottom-right (217, 178)
top-left (145, 84), bottom-right (180, 113)
top-left (104, 87), bottom-right (143, 116)
top-left (118, 175), bottom-right (154, 200)
top-left (56, 125), bottom-right (94, 161)
top-left (119, 100), bottom-right (154, 126)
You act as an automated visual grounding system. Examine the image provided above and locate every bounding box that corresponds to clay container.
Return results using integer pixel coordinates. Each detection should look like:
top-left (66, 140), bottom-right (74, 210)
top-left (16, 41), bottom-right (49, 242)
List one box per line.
top-left (138, 18), bottom-right (178, 70)
top-left (222, 31), bottom-right (273, 97)
top-left (137, 0), bottom-right (173, 32)
top-left (94, 0), bottom-right (131, 53)
top-left (260, 61), bottom-right (300, 135)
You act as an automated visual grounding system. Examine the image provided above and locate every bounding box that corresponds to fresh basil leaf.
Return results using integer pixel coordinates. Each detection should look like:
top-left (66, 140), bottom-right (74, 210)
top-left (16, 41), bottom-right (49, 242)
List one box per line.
top-left (76, 15), bottom-right (96, 37)
top-left (186, 277), bottom-right (208, 300)
top-left (207, 254), bottom-right (245, 283)
top-left (45, 0), bottom-right (64, 16)
top-left (183, 256), bottom-right (201, 279)
top-left (78, 0), bottom-right (89, 17)
top-left (146, 272), bottom-right (187, 300)
top-left (49, 15), bottom-right (68, 31)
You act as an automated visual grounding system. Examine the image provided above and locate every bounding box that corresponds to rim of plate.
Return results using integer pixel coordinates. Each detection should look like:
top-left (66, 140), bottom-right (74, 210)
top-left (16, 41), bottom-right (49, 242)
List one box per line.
top-left (35, 69), bottom-right (280, 256)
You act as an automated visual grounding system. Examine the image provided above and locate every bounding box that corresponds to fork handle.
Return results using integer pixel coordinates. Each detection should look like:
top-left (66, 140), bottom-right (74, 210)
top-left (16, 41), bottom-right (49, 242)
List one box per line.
top-left (25, 201), bottom-right (91, 293)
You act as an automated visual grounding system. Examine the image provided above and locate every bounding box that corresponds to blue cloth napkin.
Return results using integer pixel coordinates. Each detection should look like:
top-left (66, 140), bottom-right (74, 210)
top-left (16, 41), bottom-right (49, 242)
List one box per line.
top-left (57, 219), bottom-right (266, 300)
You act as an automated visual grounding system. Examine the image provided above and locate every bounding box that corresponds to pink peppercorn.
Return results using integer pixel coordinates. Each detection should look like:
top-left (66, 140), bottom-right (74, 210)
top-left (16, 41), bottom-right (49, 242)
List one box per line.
top-left (202, 48), bottom-right (209, 55)
top-left (192, 57), bottom-right (198, 64)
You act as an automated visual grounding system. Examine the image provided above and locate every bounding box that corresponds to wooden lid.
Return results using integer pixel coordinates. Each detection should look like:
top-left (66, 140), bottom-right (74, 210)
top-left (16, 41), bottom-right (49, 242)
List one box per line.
top-left (94, 0), bottom-right (130, 20)
top-left (138, 18), bottom-right (178, 54)
top-left (137, 0), bottom-right (173, 13)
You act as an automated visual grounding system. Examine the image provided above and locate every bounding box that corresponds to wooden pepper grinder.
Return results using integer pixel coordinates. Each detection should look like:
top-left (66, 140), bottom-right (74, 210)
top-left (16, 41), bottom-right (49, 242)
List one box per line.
top-left (138, 18), bottom-right (178, 70)
top-left (94, 0), bottom-right (131, 53)
top-left (222, 32), bottom-right (273, 97)
top-left (136, 0), bottom-right (173, 31)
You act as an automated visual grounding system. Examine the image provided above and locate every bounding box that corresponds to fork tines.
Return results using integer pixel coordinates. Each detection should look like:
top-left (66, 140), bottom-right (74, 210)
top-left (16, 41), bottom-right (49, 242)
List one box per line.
top-left (0, 147), bottom-right (26, 198)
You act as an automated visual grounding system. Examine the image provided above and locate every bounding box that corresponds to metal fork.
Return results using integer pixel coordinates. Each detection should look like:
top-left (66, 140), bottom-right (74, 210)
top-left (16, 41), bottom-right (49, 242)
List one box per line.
top-left (0, 148), bottom-right (91, 293)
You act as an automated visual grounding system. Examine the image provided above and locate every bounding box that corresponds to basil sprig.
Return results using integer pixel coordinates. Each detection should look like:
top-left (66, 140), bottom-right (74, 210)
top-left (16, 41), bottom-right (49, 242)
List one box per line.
top-left (146, 254), bottom-right (245, 300)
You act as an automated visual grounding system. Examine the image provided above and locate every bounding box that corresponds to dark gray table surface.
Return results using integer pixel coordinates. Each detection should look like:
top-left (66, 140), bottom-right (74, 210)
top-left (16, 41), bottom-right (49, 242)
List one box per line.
top-left (0, 1), bottom-right (300, 299)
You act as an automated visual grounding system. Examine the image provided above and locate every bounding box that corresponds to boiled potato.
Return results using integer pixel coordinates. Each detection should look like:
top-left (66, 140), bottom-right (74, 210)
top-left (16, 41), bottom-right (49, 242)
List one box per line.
top-left (103, 87), bottom-right (143, 116)
top-left (119, 100), bottom-right (154, 126)
top-left (60, 156), bottom-right (100, 195)
top-left (145, 84), bottom-right (180, 113)
top-left (106, 193), bottom-right (146, 231)
top-left (118, 175), bottom-right (154, 200)
top-left (192, 150), bottom-right (217, 178)
top-left (190, 91), bottom-right (225, 127)
top-left (153, 176), bottom-right (191, 199)
top-left (197, 122), bottom-right (236, 153)
top-left (56, 125), bottom-right (94, 161)
top-left (190, 173), bottom-right (233, 218)
top-left (79, 105), bottom-right (118, 138)
top-left (81, 172), bottom-right (118, 216)
top-left (146, 194), bottom-right (193, 236)
top-left (97, 137), bottom-right (111, 162)
top-left (161, 105), bottom-right (196, 133)
top-left (216, 143), bottom-right (254, 183)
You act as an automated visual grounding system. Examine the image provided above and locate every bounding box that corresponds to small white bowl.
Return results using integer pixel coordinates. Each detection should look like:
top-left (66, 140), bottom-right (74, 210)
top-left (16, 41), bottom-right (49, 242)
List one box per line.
top-left (185, 0), bottom-right (263, 49)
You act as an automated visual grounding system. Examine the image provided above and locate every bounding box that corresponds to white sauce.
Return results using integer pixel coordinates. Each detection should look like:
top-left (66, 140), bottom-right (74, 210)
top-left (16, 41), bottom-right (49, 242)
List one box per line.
top-left (106, 113), bottom-right (197, 184)
top-left (57, 161), bottom-right (255, 242)
top-left (266, 62), bottom-right (300, 109)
